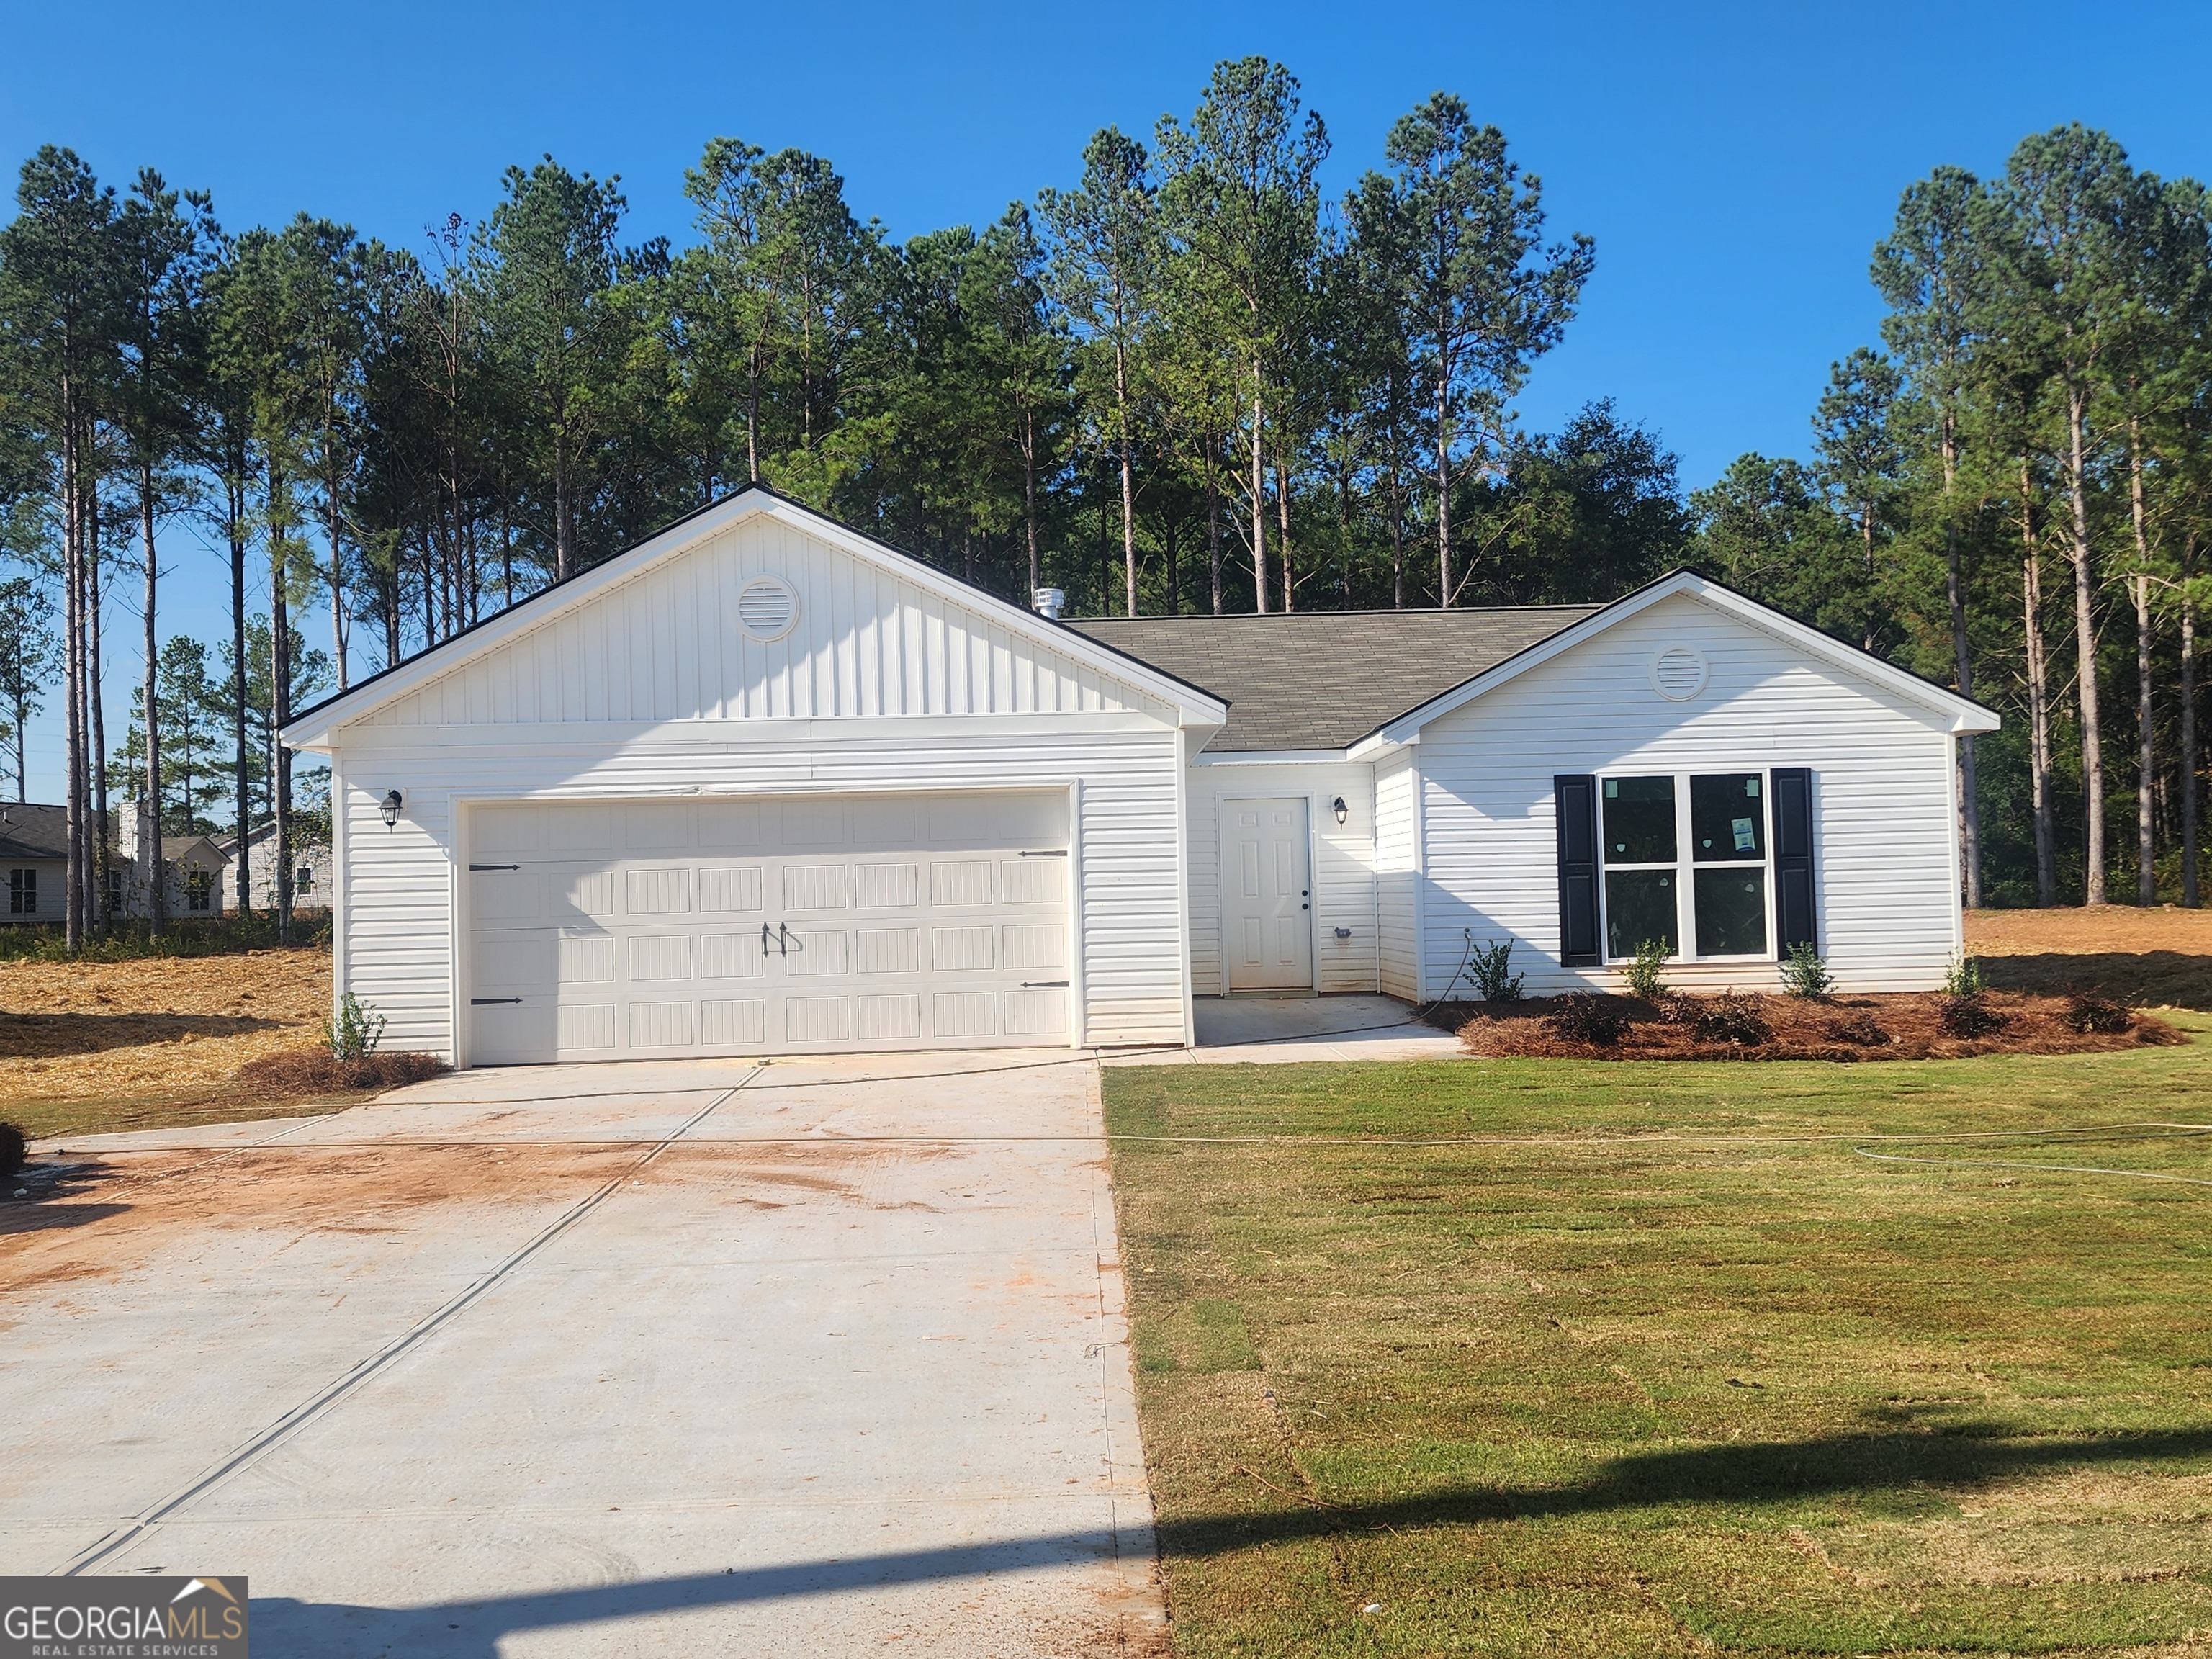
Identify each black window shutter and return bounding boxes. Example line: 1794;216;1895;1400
1772;766;1816;955
1555;774;1601;967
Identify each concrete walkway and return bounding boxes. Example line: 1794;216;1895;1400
2;1054;1161;1657
1107;993;1463;1066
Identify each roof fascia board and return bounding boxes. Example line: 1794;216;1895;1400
1191;747;1352;766
1354;572;1996;752
284;491;1224;748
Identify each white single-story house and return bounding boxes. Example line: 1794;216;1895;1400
282;487;1998;1066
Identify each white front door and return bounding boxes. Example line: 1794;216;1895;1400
1224;797;1313;992
465;791;1071;1063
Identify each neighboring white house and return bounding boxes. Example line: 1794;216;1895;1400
282;487;1997;1067
111;804;332;919
0;804;66;925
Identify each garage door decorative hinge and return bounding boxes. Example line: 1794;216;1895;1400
469;863;520;871
1018;849;1068;858
1022;980;1069;989
471;997;522;1005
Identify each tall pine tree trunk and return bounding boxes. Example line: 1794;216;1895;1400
1276;459;1293;612
1022;407;1040;599
1205;433;1223;616
2128;418;2156;906
2185;572;2200;909
1434;379;1452;607
62;414;84;952
140;462;167;935
1249;372;1269;613
2066;386;2105;904
1114;336;1136;618
1938;417;1981;907
2022;467;2058;908
270;459;294;945
231;472;251;914
87;484;109;932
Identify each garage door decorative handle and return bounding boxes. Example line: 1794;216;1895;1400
469;863;519;871
1019;849;1068;858
472;997;521;1005
1022;980;1069;988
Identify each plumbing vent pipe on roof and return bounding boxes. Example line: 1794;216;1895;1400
1033;588;1066;621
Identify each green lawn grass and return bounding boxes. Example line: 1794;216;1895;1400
1104;1022;2212;1657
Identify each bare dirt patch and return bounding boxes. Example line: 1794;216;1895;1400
1967;905;2212;1009
1448;989;2183;1062
0;1143;631;1296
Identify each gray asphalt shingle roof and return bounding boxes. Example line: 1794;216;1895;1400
1069;606;1604;752
0;804;67;863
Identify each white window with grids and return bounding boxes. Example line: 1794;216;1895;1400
1599;771;1773;961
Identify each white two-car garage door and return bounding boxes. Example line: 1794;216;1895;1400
466;791;1072;1064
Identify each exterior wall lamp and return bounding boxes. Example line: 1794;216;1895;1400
380;789;403;830
1332;795;1348;827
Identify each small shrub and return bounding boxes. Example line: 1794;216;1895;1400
2064;994;2134;1035
1468;938;1526;1003
1779;941;1833;1000
1623;938;1671;1001
1651;989;1701;1026
0;1121;25;1179
325;992;387;1062
1692;990;1774;1046
1943;952;1984;998
1824;1011;1891;1047
1546;993;1631;1046
1938;994;2010;1038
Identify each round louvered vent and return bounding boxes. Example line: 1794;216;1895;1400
1650;644;1709;701
736;576;799;642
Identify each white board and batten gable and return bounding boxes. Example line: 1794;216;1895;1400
1352;573;1998;997
285;490;1226;1064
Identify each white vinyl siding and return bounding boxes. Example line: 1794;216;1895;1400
1412;591;1961;994
356;515;1174;732
1373;750;1419;1002
1184;760;1378;995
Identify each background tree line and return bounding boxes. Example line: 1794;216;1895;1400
0;58;2205;952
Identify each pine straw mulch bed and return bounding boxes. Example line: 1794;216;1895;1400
233;1048;451;1096
1439;989;2186;1063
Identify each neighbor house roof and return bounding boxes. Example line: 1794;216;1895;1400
1069;606;1603;752
0;804;68;862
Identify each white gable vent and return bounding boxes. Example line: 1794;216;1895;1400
736;576;800;642
1650;644;1709;701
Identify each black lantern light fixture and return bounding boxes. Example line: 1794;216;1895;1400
1332;795;1348;827
380;789;404;830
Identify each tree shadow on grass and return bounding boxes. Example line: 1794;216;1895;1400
0;1012;283;1060
1162;1421;2212;1554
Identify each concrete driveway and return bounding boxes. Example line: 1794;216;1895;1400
0;1054;1161;1657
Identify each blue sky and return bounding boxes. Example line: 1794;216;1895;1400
4;0;2209;801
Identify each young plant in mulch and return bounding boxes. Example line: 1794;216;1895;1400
1545;992;1632;1046
1467;938;1526;1003
1780;941;1834;999
1936;995;2011;1038
1624;938;1671;1001
237;995;450;1096
2064;993;2134;1035
1691;990;1774;1046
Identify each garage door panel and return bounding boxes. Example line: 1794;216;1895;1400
786;995;850;1043
626;934;694;981
698;866;764;912
702;998;765;1045
853;861;920;907
557;1003;616;1052
556;932;616;984
1000;858;1064;905
624;868;691;914
784;928;849;975
467;790;1072;1063
700;931;768;979
783;864;849;911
